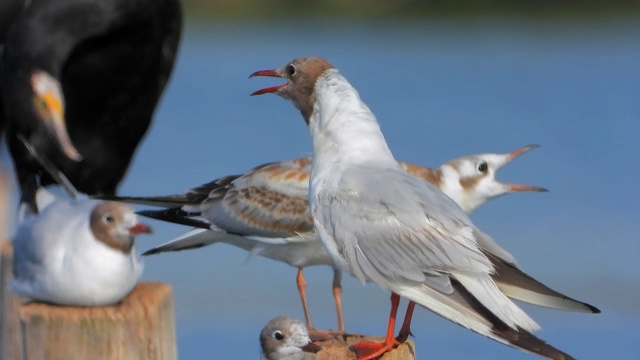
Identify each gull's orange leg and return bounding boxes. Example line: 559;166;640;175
332;268;345;333
296;268;315;330
298;267;343;341
395;301;416;343
352;293;402;360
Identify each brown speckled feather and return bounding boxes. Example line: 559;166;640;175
203;158;314;237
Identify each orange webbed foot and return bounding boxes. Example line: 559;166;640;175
352;338;400;360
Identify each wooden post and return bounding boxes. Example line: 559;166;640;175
0;167;15;241
1;242;22;360
17;283;176;360
1;243;177;360
304;335;416;360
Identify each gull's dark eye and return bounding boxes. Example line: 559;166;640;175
477;161;488;173
273;331;284;341
39;100;48;109
286;64;296;76
103;213;115;224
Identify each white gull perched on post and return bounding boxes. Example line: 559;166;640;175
248;57;599;359
10;139;152;306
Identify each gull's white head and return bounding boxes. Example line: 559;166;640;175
438;145;548;214
250;57;334;124
260;316;321;360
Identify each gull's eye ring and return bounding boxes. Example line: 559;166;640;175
273;330;284;341
103;213;115;224
286;64;296;77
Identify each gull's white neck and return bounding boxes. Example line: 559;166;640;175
308;69;397;168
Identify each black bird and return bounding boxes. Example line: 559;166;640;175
1;0;182;197
0;0;25;44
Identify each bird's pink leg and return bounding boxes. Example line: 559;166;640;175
395;301;416;343
352;293;402;360
297;268;315;330
298;268;341;341
332;269;345;333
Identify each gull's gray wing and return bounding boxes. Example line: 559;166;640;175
312;164;540;332
312;165;492;291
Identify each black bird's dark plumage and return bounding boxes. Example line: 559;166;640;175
0;0;25;43
1;0;182;197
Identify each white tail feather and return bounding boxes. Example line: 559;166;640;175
497;283;594;313
454;272;540;332
395;284;492;333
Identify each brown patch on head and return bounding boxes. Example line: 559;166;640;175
459;176;482;191
277;57;334;124
399;162;442;188
90;201;137;254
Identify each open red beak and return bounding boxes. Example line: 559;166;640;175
508;144;540;161
503;144;548;192
129;222;153;235
249;69;287;96
507;184;549;193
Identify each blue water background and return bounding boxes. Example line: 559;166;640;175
114;16;639;359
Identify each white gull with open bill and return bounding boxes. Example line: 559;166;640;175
249;56;599;360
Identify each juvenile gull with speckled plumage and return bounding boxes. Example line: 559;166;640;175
10;138;152;306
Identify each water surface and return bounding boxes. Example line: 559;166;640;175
118;17;640;359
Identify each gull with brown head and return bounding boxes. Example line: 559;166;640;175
250;57;598;360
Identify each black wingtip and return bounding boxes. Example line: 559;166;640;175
142;242;207;257
586;303;601;314
136;208;211;229
90;194;122;201
491;325;577;360
142;248;160;256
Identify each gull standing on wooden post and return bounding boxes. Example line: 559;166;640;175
10;139;152;306
249;57;599;360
